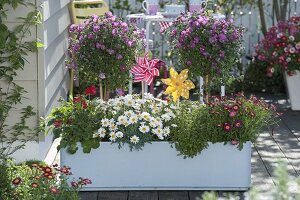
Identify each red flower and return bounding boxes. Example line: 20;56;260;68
54;120;62;128
43;166;52;173
230;139;239;145
82;100;87;109
73;96;81;103
232;104;240;111
49;186;59;194
229;110;237;118
84;86;97;96
223;123;231;132
31;182;39;188
234;120;243;129
12;177;22;186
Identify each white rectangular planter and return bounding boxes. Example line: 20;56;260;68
285;71;300;110
61;141;251;191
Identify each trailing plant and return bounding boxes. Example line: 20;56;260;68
0;1;42;160
0;159;91;200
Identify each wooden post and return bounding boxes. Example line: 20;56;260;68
99;80;103;99
205;75;209;103
141;81;145;98
69;69;74;99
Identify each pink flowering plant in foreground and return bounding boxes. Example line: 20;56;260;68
66;12;145;90
255;16;300;77
167;12;243;78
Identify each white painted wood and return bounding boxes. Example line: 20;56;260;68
4;141;40;163
43;5;71;48
6;110;38;128
61;141;251;191
3;4;35;23
43;0;71;22
44;30;69;77
285;71;300;110
0;80;38;110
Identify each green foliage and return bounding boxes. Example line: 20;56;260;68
273;162;291;200
0;159;89;200
0;0;42;160
244;60;285;94
170;94;280;158
46;94;177;154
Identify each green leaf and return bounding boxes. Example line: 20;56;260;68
36;42;44;48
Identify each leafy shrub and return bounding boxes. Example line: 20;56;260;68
170;94;280;157
0;159;91;200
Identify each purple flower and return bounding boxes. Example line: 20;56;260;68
116;88;125;96
223;123;231;132
234;120;243;129
209;36;217;44
229;110;237;118
119;65;126;72
190;42;196;49
112;29;117;36
194;37;200;44
219;51;225;58
93;25;100;32
99;73;106;80
116;54;123;60
219;33;228;43
88;33;94;39
127;41;134;47
69;24;77;32
105;11;113;17
186;60;192;66
96;43;102;49
107;49;115;55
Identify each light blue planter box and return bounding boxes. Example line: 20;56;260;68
61;141;251;191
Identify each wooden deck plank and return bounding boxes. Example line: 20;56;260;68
272;120;300;176
188;191;204;200
79;192;98;200
128;191;158;200
97;191;128;200
159;191;189;200
280;110;300;141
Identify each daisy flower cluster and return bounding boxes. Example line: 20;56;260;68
207;93;280;146
93;94;177;149
255;16;300;77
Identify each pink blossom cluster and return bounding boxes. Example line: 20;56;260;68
255;16;300;77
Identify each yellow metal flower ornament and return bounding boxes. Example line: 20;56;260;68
162;68;195;102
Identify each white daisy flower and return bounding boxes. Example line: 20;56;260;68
117;115;127;125
289;47;296;54
101;118;110;127
128;115;138;124
97;127;106;138
125;99;134;106
125;110;135;117
289;35;295;41
162;114;171;121
141;112;150;120
157;133;164;140
110;124;118;131
286;57;291;62
116;131;124;138
277;33;283;38
152;108;159;114
163;127;170;137
109;132;116;142
171;124;178;128
139;125;150;133
130;135;140;144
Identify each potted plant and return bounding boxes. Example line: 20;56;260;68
255;16;300;110
46;70;279;190
65;12;145;99
166;11;243;102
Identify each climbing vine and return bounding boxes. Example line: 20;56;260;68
0;0;42;159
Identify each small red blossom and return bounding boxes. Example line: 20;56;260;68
234;120;243;129
73;96;81;103
43;166;52;173
49;186;59;194
12;177;22;186
84;86;97;96
54;120;62;128
232;104;240;111
229;110;237;118
230;139;239;145
223;123;232;132
82;100;87;109
31;182;39;188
